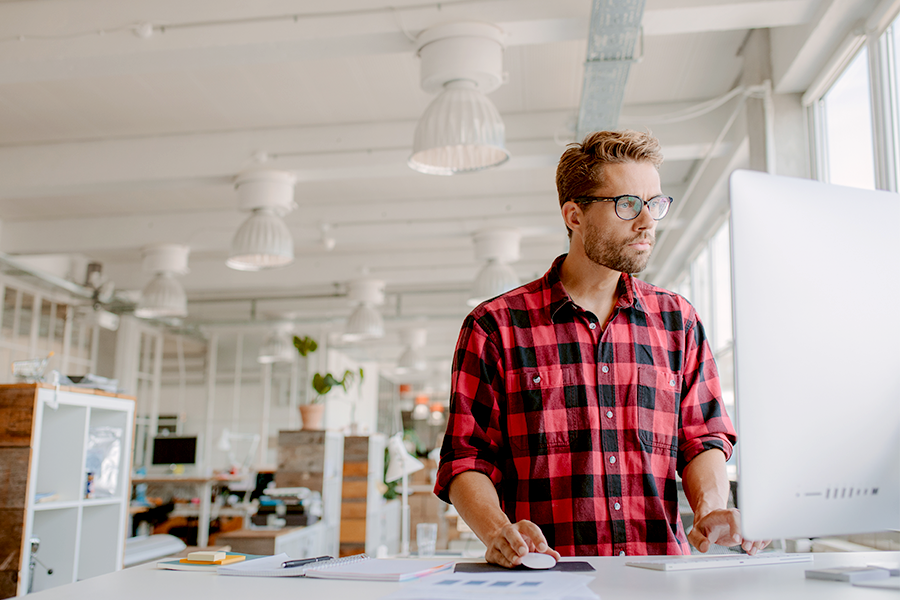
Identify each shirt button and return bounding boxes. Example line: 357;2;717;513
614;502;621;510
589;322;597;330
669;379;676;386
619;551;626;557
601;365;609;374
606;410;613;418
609;456;616;464
533;376;541;384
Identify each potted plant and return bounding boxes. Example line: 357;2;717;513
292;335;322;430
302;368;364;431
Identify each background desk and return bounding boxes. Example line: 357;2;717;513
26;551;900;600
216;524;327;557
131;475;243;547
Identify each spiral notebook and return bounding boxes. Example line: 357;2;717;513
303;554;454;581
217;552;453;581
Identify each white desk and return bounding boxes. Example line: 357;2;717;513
131;475;243;547
26;551;900;600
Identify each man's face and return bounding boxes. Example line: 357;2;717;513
578;161;661;274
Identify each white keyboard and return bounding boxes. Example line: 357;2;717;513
626;553;813;571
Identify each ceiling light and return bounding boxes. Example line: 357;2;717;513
467;228;521;307
135;244;189;319
428;402;446;426
397;346;427;373
412;395;431;420
258;326;295;364
410;80;509;175
344;303;384;341
227;170;296;271
396;327;428;373
227;208;294;271
468;260;521;307
409;22;509;175
343;276;386;342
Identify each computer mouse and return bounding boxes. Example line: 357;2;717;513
520;552;556;569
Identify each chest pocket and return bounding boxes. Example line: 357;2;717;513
505;365;590;454
636;365;681;454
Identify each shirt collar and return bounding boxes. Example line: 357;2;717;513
544;254;646;322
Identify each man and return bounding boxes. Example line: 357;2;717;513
434;130;767;567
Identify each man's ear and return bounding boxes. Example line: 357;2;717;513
561;202;583;233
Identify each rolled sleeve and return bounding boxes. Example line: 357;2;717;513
434;313;506;503
676;317;736;476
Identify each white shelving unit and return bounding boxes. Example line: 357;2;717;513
0;384;135;597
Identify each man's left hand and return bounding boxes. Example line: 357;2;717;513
688;508;770;555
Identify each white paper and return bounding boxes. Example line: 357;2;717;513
382;572;599;600
217;553;303;577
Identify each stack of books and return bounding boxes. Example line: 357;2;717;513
157;551;259;572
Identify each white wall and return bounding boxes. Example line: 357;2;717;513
156;343;379;471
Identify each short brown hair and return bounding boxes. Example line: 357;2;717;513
556;130;664;210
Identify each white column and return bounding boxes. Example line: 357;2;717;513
149;330;163;445
60;304;73;376
740;28;775;174
259;362;272;468
28;293;41;356
232;333;243;432
175;336;187;433
203;333;218;472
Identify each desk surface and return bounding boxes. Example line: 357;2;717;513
131;475;244;484
27;551;900;600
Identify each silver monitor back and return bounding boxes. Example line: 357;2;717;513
729;169;900;540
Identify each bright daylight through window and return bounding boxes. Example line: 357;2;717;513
820;48;876;189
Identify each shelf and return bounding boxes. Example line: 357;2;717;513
0;384;136;597
83;497;124;508
33;500;81;512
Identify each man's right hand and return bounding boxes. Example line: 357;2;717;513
484;520;561;568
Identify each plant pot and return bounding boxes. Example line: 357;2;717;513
299;403;325;430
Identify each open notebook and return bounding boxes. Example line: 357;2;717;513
218;553;453;581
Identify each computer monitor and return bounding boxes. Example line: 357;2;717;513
151;435;198;466
729;169;900;541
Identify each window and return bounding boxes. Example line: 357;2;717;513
818;47;877;189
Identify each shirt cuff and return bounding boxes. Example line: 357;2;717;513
434;455;503;504
678;434;734;476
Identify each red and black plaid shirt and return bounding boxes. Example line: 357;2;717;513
435;254;736;556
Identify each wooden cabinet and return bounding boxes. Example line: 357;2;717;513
275;430;344;558
0;384;135;598
340;434;399;557
275;431;399;558
216;523;329;557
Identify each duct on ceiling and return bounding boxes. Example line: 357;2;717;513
577;0;647;139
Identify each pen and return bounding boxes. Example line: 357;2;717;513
282;555;333;569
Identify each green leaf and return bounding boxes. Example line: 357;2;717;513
311;368;362;401
293;336;318;357
312;373;332;397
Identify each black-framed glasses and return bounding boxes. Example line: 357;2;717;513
571;194;674;221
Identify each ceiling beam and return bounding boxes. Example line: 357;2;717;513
0;105;727;200
771;0;881;93
0;0;821;85
642;0;819;36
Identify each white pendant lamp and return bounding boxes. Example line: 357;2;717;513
469;260;521;307
396;327;428;373
258;325;295;364
467;228;521;307
409;22;509;175
344;276;386;342
227;170;297;271
135;244;190;319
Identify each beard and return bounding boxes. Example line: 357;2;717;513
582;219;654;274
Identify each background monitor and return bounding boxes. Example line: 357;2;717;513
151;435;198;466
729;169;900;541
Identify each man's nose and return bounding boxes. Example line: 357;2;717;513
635;203;656;228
